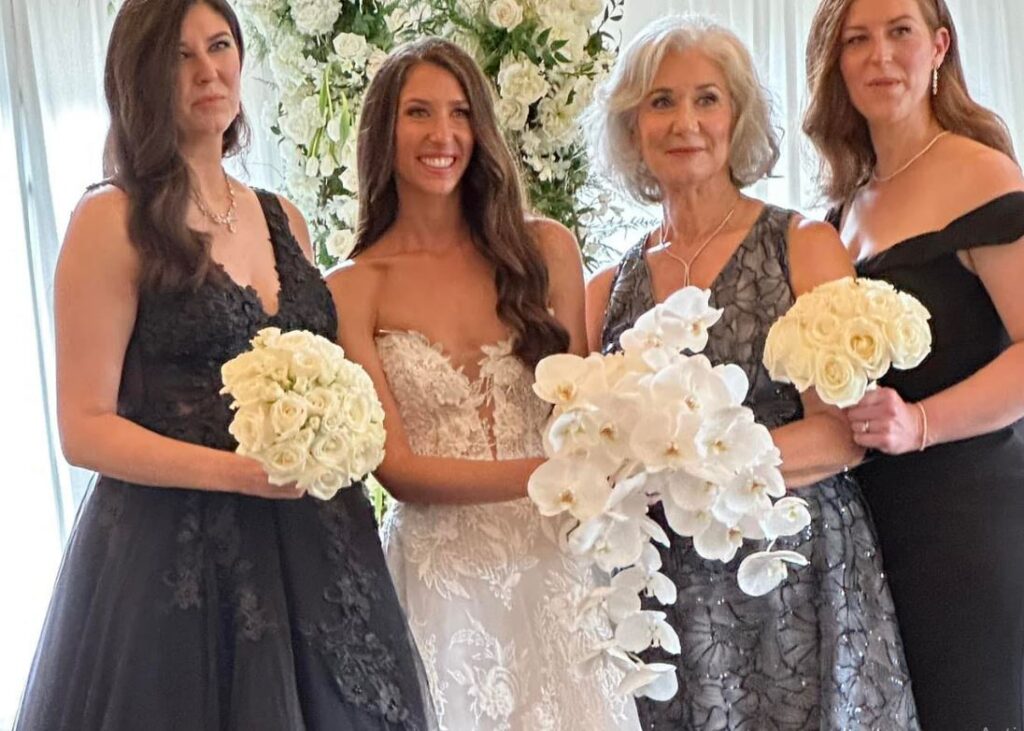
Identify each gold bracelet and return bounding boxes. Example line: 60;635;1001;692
914;401;929;451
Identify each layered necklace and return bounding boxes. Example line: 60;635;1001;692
872;129;950;183
193;167;238;233
651;199;740;288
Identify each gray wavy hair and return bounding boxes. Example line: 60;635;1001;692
587;14;780;203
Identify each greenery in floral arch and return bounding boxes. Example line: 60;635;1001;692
234;0;625;267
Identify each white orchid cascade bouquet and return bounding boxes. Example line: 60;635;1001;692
528;288;812;700
234;0;426;264
763;277;932;407
221;327;386;500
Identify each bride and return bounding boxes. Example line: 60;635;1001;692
326;38;639;731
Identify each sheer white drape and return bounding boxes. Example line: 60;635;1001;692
2;0;1023;726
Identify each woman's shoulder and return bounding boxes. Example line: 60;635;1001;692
941;135;1024;205
526;216;581;264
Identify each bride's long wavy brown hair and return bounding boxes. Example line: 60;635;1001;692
804;0;1015;204
352;38;569;368
103;0;250;292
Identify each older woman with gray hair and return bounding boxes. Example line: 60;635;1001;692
585;15;919;729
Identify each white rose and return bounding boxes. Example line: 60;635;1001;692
495;96;529;129
340;391;374;432
228;405;271;452
488;0;524;29
325;229;356;260
305;386;340;415
497;57;550;106
290;0;341;36
311;432;354;472
304;466;350;500
804;309;843;350
262;440;309;485
366;48;389;80
270;393;310;440
280;95;323;147
813;350;868;408
290;347;329;381
885;313;933;370
332;32;369;60
840;316;890;381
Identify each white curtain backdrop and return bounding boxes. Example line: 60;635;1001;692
618;0;1024;222
1;0;1022;726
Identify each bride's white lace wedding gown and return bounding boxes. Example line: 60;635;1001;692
375;329;640;731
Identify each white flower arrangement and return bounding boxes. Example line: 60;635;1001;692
528;287;812;700
763;277;932;407
220;327;386;500
235;0;426;264
421;0;622;258
235;0;622;266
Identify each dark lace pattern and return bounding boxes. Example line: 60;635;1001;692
600;205;919;730
15;190;434;731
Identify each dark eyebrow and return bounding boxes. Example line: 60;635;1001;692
401;97;468;106
844;14;915;32
179;32;232;48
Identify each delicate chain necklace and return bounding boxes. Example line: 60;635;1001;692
193;168;238;233
652;200;740;287
872;130;950;183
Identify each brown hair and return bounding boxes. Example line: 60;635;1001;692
353;37;569;367
103;0;250;292
804;0;1015;203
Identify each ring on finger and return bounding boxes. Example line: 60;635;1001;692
861;420;871;434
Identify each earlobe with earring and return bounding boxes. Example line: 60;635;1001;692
932;66;939;96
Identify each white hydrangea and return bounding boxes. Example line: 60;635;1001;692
497;57;550;106
290;0;342;36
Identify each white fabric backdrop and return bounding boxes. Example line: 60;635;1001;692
1;0;1022;725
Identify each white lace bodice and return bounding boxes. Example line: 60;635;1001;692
374;330;639;731
374;329;550;461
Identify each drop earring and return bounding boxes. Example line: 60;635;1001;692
932;66;939;96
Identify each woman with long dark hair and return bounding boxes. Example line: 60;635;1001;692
326;37;640;731
805;0;1024;726
15;2;435;729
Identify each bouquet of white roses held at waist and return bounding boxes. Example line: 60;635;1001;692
220;328;386;501
528;288;812;702
763;277;932;407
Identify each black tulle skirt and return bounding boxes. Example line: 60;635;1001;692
15;477;436;731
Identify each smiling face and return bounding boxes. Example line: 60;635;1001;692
392;62;475;199
838;0;948;126
634;48;734;192
175;2;242;144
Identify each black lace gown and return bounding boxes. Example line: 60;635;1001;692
848;192;1024;730
600;205;918;730
15;190;435;731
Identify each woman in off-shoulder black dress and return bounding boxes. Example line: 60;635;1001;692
806;1;1024;727
15;2;434;729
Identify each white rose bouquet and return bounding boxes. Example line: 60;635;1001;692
529;287;812;701
763;277;932;407
220;327;386;501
